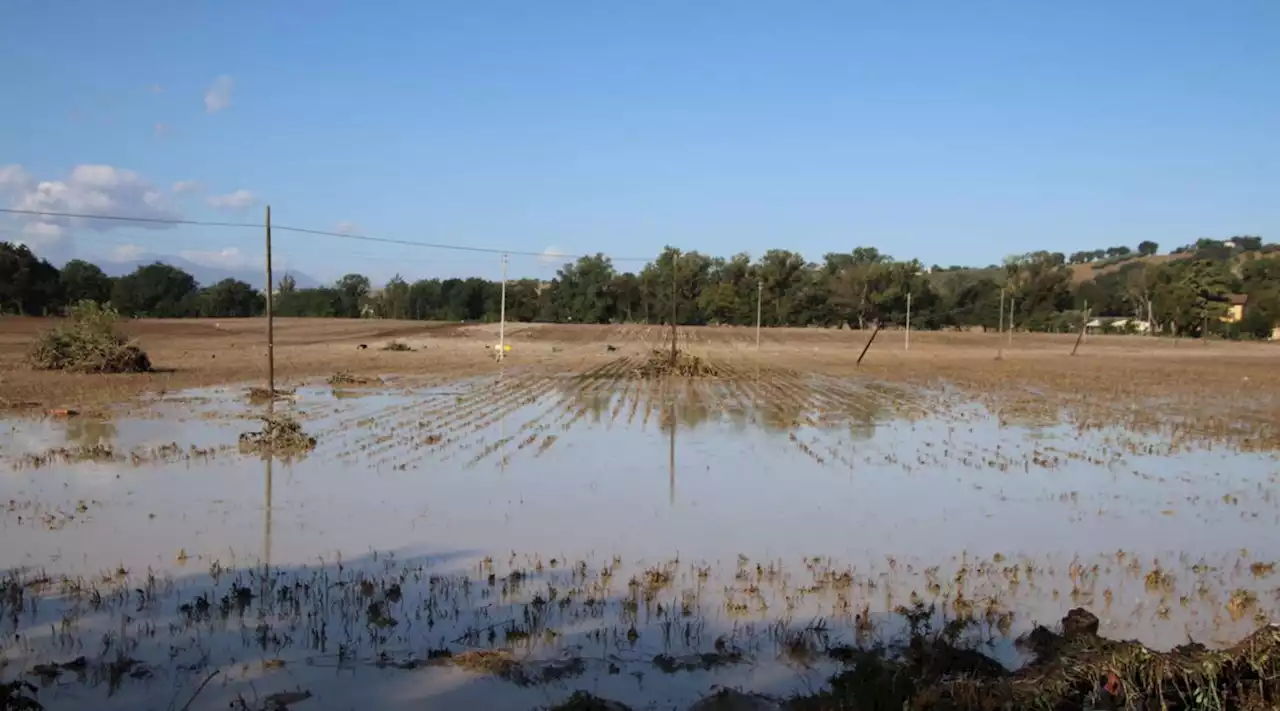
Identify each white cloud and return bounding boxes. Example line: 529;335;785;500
109;243;147;262
171;180;203;195
153;121;170;137
204;75;234;113
206;189;257;212
539;245;567;266
179;247;250;269
0;163;180;249
148;84;163;94
334;220;360;235
0;164;31;192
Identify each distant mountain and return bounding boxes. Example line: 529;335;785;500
98;256;322;291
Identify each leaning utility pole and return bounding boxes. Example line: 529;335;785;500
264;205;274;394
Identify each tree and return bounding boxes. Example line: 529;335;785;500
1137;240;1159;256
60;259;113;305
379;275;411;319
199;279;265;317
111;262;199;317
551;254;616;323
334;273;371;317
0;242;63;315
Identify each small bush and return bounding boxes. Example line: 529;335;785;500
28;301;151;373
381;340;413;352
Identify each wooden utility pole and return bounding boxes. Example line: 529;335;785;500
1007;298;1015;347
905;292;912;351
996;287;1005;360
265;205;274;394
669;250;679;365
1071;308;1091;356
755;280;763;352
498;253;507;362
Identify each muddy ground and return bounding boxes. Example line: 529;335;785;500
3;318;1278;439
3;318;1280;710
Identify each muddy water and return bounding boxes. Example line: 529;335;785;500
1;371;1278;710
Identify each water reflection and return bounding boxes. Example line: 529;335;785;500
63;418;116;447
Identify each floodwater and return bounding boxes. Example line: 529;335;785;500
1;367;1278;710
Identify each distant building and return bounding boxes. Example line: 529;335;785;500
1220;294;1248;324
1086;317;1150;334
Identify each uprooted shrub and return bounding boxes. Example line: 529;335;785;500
238;414;317;457
327;371;379;386
633;349;719;379
381;340;413;352
28;301;151;373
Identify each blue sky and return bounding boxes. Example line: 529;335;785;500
1;0;1277;286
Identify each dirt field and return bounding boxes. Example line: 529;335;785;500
2;317;1277;439
2;320;1280;435
5;316;1280;710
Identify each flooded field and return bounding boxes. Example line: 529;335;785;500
2;326;1280;710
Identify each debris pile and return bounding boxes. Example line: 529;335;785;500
327;371;379;386
633;349;719;379
246;387;295;404
238;415;317;457
29;301;151;373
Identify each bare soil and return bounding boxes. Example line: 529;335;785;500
2;318;1278;441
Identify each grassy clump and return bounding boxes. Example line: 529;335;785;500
633;349;720;379
381;340;413;352
238;414;317;457
28;301;150;373
246;387;295;404
327;371;379;386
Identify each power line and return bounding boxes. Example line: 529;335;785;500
0;207;258;230
0;207;654;263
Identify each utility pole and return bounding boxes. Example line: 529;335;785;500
905;292;912;351
1008;298;1015;347
265;205;274;394
755;280;763;352
996;287;1004;360
1071;307;1091;356
499;253;507;362
669;249;679;365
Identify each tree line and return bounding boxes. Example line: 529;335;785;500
2;236;1277;338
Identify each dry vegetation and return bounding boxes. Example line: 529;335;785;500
26;302;150;374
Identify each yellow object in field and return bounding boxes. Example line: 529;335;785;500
492;344;512;352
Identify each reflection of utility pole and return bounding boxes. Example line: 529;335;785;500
264;455;273;567
264;399;274;569
668;398;676;506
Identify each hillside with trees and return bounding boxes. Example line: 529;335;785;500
2;236;1277;339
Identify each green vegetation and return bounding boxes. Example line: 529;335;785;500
3;236;1277;338
28;301;151;373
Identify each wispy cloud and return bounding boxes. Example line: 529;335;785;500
334;220;360;235
206;189;258;213
0;163;179;248
538;245;567;266
204;75;234;113
171;180;203;196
